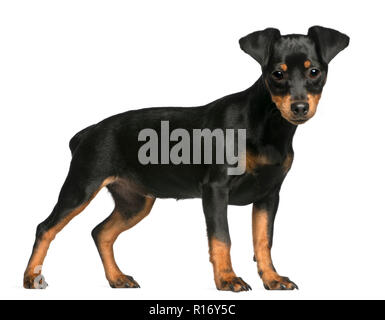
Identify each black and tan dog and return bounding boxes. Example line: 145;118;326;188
24;26;349;291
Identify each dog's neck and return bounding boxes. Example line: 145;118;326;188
244;76;297;154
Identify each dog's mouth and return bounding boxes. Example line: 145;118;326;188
289;118;308;125
270;92;321;126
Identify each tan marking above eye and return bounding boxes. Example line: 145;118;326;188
304;60;311;68
280;64;288;71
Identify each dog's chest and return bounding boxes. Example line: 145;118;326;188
228;152;293;205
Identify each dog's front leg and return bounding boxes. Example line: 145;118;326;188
252;193;298;290
202;184;251;292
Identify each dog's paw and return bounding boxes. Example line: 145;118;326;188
23;274;48;289
261;272;298;290
109;274;140;288
216;276;252;292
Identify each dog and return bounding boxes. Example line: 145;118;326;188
24;26;349;291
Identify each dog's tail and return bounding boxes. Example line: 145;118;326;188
69;124;96;155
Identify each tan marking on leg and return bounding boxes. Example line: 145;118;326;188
24;177;116;285
304;60;311;68
209;238;236;288
97;197;155;284
209;238;251;291
252;205;297;290
209;238;250;291
252;207;273;275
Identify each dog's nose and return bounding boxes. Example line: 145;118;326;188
291;102;309;117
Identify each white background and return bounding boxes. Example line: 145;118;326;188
0;0;383;300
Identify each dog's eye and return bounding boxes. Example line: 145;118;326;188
309;68;321;78
272;71;284;81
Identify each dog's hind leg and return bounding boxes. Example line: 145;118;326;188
23;164;116;289
92;181;155;288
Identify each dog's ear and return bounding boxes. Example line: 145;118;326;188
239;28;281;66
308;26;349;64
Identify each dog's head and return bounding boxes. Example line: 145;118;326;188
239;26;349;125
